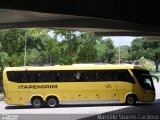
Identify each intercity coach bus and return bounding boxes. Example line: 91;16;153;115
2;64;158;108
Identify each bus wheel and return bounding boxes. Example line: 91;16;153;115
126;95;136;105
46;97;58;108
31;97;43;108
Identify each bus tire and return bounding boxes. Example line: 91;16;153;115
46;96;58;108
125;95;137;105
31;97;43;108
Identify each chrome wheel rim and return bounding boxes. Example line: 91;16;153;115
48;99;56;107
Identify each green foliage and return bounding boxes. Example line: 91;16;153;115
0;28;117;67
116;45;130;60
130;37;160;71
139;57;154;71
130;38;160;61
54;30;99;64
0;52;10;68
0;28;50;66
45;39;60;65
77;32;98;63
96;38;116;63
55;30;80;64
10;53;24;66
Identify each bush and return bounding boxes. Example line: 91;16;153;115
139;57;154;71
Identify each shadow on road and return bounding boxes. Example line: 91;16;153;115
5;103;127;110
79;99;160;120
5;99;160;110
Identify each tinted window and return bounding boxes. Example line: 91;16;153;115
7;71;23;82
117;70;135;83
7;70;135;83
58;71;75;82
132;70;155;90
7;71;59;83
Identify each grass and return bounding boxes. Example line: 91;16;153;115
151;67;160;73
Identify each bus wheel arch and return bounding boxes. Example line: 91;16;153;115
45;95;59;108
31;96;44;108
125;94;138;105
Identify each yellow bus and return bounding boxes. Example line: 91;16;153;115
2;64;158;108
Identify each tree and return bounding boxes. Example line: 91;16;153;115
0;29;26;66
0;52;10;68
77;32;98;63
115;45;131;63
130;38;160;71
54;30;99;64
0;28;117;67
0;28;52;66
45;38;60;65
54;30;80;64
96;38;116;63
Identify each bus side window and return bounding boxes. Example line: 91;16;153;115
94;72;100;81
63;72;68;82
24;72;30;82
69;71;75;82
38;71;46;82
37;72;42;82
80;72;87;81
18;72;23;83
15;72;22;82
103;71;113;81
50;72;56;82
55;73;60;82
28;72;36;82
86;73;89;81
7;71;25;83
23;72;27;82
43;72;49;82
92;71;100;81
84;72;89;81
111;71;118;81
76;72;81;80
117;70;135;83
60;71;74;82
35;72;39;82
82;71;94;82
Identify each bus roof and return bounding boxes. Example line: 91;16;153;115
4;64;147;71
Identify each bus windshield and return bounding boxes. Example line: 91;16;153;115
132;70;155;91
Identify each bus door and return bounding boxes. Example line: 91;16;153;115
132;70;158;102
142;75;158;101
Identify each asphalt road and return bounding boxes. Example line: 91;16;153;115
0;81;160;120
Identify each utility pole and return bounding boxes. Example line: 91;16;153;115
119;37;121;64
24;38;26;66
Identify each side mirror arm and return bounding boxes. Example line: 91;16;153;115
142;74;159;83
150;75;159;83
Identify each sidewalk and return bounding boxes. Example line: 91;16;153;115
0;93;4;101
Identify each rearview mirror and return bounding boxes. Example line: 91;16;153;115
151;75;159;83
